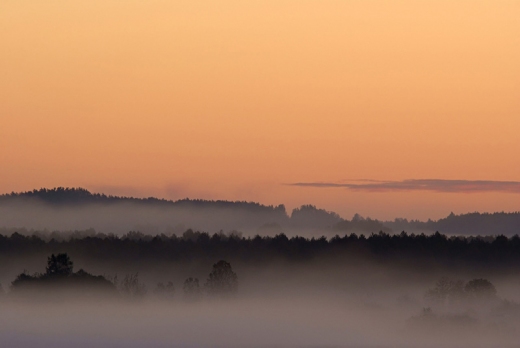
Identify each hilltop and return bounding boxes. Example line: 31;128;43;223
1;187;519;236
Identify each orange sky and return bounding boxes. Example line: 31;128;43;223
1;1;519;220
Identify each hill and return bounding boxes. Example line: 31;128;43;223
1;188;519;236
0;188;343;235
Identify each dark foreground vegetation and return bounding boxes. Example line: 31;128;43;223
2;231;520;346
3;252;238;301
10;253;117;299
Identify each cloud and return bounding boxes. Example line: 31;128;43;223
288;179;520;193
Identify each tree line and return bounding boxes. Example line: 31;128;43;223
2;230;520;272
3;187;520;235
3;253;238;300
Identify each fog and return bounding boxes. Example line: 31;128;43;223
0;199;284;236
2;191;520;347
0;300;427;348
2;257;520;348
3;189;520;237
0;198;343;237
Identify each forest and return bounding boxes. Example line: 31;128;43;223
2;228;520;346
1;230;519;267
2;189;520;347
1;187;520;235
5;252;237;302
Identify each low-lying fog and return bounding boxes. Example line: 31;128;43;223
0;199;324;237
2;260;520;348
0;200;256;235
3;189;520;236
0;298;458;348
2;190;520;346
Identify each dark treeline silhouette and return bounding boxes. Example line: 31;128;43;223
6;252;239;301
3;187;520;237
0;188;340;234
10;253;117;298
2;187;520;235
2;230;520;273
0;187;286;212
335;213;392;234
290;204;342;229
386;211;520;236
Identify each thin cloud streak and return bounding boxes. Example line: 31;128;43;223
288;179;520;193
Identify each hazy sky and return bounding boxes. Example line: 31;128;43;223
1;1;519;220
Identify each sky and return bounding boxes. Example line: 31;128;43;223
1;1;519;220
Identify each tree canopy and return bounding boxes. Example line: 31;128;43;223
46;253;73;276
205;260;238;296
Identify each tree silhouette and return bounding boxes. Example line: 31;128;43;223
464;278;497;301
46;253;73;276
425;277;465;305
154;281;175;299
10;254;116;297
119;273;147;299
183;277;201;300
4;230;520;285
205;260;238;296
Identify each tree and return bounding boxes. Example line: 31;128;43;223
154;281;175;299
425;277;465;305
119;273;147;299
45;253;73;276
10;255;117;298
464;278;497;301
204;260;238;296
183;277;201;300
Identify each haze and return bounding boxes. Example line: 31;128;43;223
3;233;520;348
2;1;520;220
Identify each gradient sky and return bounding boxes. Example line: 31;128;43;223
1;1;519;220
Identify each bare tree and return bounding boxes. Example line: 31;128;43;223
119;273;147;299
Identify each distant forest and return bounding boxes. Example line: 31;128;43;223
1;187;520;235
1;230;520;273
0;187;287;211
